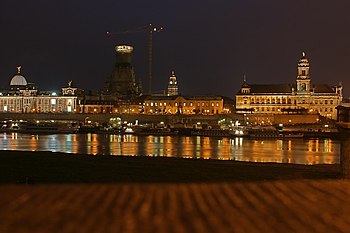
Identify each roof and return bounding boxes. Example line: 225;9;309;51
237;83;337;94
10;74;27;86
312;84;336;93
237;84;293;94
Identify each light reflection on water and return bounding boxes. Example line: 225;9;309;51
0;133;340;164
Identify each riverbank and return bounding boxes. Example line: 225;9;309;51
0;150;341;183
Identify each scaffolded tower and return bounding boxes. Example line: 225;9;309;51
105;45;141;98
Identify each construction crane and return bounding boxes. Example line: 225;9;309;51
106;24;163;95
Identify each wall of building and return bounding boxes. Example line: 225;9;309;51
144;96;224;115
236;94;340;119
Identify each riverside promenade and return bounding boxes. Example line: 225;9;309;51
1;180;350;233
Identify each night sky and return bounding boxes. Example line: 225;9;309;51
1;0;350;97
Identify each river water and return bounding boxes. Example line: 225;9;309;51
0;132;340;165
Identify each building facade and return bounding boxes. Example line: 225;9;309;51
235;53;343;120
0;68;79;113
143;95;227;115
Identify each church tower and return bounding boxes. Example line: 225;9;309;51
296;52;311;94
167;71;179;96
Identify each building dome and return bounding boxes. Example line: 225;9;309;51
298;52;309;67
10;66;28;86
10;74;27;86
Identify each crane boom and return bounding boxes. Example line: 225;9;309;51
107;24;163;95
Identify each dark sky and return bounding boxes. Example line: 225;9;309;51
1;0;350;97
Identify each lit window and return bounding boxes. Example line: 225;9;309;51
51;99;56;105
151;102;154;106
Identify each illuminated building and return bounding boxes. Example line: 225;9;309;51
104;45;142;98
167;71;178;96
236;52;343;120
143;95;226;115
0;67;79;113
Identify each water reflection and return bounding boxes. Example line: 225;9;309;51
0;133;340;165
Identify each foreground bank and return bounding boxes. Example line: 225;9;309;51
0;150;340;183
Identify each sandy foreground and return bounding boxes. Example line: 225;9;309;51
1;150;348;233
0;150;341;183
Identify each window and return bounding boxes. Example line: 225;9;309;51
301;70;306;76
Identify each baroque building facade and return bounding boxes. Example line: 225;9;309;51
235;53;343;120
143;95;229;115
0;67;79;113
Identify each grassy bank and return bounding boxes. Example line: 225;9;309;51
0;150;341;183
